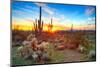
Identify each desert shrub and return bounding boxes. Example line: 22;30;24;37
45;43;66;63
64;32;90;50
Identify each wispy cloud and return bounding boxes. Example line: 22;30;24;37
88;17;95;22
35;3;54;15
35;2;46;7
43;7;54;15
87;17;95;25
85;7;95;16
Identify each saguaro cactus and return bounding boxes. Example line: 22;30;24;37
48;18;53;32
33;6;44;34
34;19;38;32
38;20;43;32
71;24;73;32
38;6;43;33
50;18;53;31
41;21;43;31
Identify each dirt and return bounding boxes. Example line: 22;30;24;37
59;49;85;62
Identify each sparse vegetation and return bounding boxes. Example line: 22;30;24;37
12;30;96;65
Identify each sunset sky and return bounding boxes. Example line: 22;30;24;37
12;1;96;31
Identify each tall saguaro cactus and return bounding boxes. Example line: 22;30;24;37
33;6;44;34
39;6;42;24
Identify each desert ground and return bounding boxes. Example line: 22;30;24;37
11;30;96;65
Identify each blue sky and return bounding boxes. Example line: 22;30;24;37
12;1;96;30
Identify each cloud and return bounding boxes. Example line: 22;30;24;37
43;7;54;15
88;17;95;21
85;7;95;16
35;3;54;15
13;8;34;16
20;7;34;14
87;17;95;25
59;15;66;20
35;2;46;7
12;10;25;15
